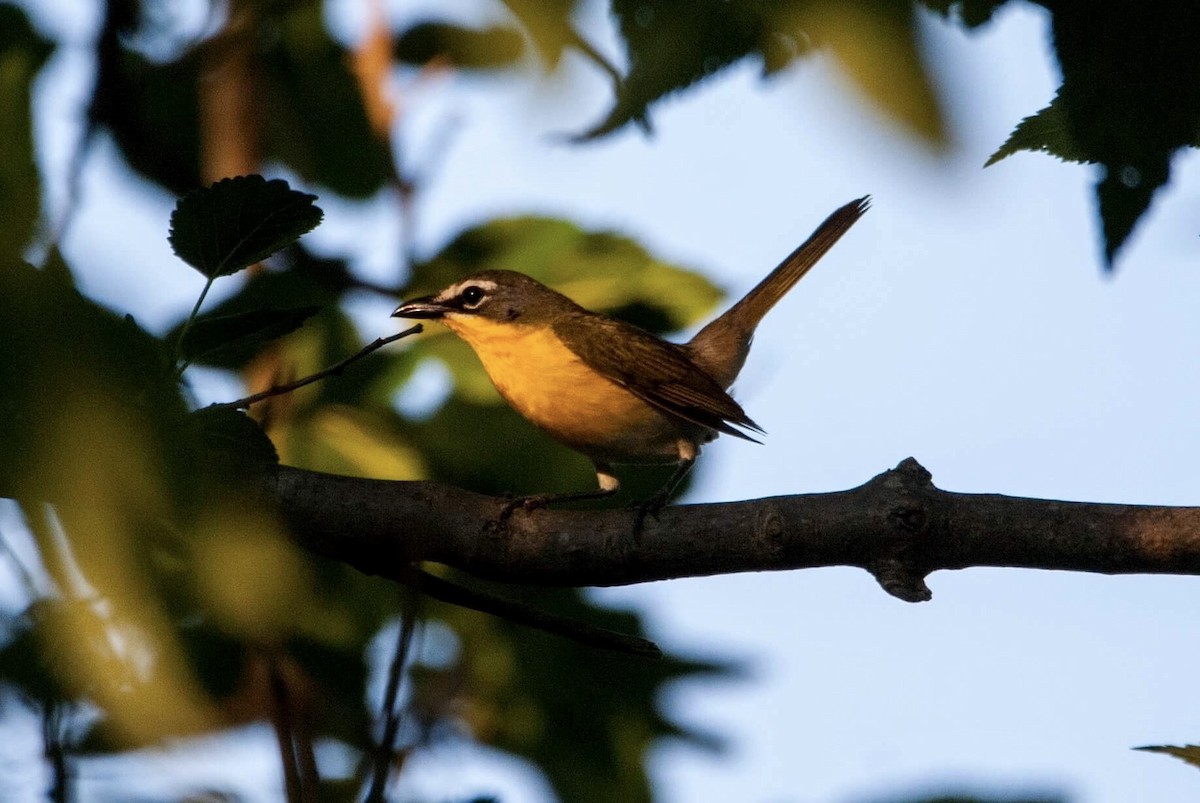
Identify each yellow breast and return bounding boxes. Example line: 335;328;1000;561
441;316;683;463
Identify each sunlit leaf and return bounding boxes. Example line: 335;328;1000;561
497;0;579;66
169;175;323;278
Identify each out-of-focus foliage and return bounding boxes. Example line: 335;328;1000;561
862;794;1066;803
0;0;737;796
0;4;53;262
2;0;1197;798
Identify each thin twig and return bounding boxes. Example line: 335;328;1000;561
211;325;423;411
267;655;304;803
365;589;423;802
407;568;662;659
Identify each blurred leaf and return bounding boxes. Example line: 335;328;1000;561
169;175;323;279
581;0;944;144
263;0;395;198
584;0;771;139
191;407;280;479
192;507;312;642
1136;743;1200;770
306;405;426;480
920;0;1007;28
408;217;723;330
90;18;204;194
797;0;945;145
0;604;72;706
439;582;741;803
0;4;54;262
498;0;579;66
0;261;190;502
865;794;1065;803
179;306;321;367
394;21;525;69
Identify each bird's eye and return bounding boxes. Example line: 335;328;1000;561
460;286;486;307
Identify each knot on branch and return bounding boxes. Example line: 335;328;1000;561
863;457;939;602
867;558;933;602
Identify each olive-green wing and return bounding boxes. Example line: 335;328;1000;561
553;313;763;441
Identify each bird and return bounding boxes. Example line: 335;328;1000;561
393;197;869;518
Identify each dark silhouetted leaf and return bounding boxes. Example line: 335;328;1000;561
394;21;524;69
179;306;320;367
169;175;322;278
191;407;279;477
921;0;1007;29
986;97;1092;167
1048;3;1200;265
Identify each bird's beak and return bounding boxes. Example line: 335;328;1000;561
392;295;447;320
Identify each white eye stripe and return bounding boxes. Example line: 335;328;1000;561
437;279;500;303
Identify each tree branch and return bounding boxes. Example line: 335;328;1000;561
269;457;1200;602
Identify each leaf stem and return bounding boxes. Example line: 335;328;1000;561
174;274;216;372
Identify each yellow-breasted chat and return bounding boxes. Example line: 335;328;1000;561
393;197;869;516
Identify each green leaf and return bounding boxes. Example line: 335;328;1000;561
179;306;320;367
408;217;723;331
394;21;525;69
169;175;323;279
1136;744;1200;771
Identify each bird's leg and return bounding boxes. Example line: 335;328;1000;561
497;463;620;522
631;441;697;533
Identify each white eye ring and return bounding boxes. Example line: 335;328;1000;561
460;285;486;307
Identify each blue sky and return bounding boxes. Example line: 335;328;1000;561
10;0;1200;800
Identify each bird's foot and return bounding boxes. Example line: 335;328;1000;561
497;493;554;523
629;491;670;539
